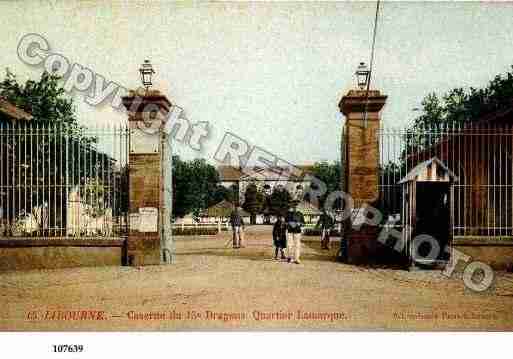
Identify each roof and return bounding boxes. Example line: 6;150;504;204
200;200;250;218
475;102;513;126
218;166;244;182
0;97;33;121
398;157;458;184
218;165;314;182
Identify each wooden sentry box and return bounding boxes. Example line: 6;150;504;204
399;157;458;269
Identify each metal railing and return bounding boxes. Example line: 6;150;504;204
378;122;513;238
0;121;129;239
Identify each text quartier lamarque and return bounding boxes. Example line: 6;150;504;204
126;310;347;322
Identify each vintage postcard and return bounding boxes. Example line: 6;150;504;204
1;1;513;337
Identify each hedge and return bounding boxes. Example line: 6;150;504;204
172;228;219;236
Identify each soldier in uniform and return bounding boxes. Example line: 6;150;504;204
229;206;245;248
285;202;305;264
316;210;335;249
272;214;287;260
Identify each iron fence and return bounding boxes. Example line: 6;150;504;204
0;121;129;239
378;122;513;239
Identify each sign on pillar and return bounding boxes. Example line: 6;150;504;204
122;89;172;266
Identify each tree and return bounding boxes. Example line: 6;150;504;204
228;183;239;205
269;186;292;216
412;66;513;129
1;69;78;127
172;156;225;218
212;186;230;205
212;183;238;205
396;66;513;180
306;161;341;208
242;182;264;224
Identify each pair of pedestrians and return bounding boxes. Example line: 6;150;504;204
273;206;305;264
229;205;305;264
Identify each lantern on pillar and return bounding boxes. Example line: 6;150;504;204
355;62;370;90
139;59;155;90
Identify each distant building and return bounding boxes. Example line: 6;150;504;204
200;200;250;223
218;165;315;205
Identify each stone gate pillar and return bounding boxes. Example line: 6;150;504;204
339;89;387;264
122;89;171;266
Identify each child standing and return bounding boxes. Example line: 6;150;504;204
272;214;287;260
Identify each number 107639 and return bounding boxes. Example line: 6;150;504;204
52;345;84;353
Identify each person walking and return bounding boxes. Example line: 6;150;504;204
230;206;245;249
316;210;334;250
285;202;305;264
272;214;287;260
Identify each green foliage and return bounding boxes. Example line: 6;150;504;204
242;182;264;217
172;156;229;218
227;183;239;205
212;184;237;206
412;66;513;129
268;186;292;216
396;65;513;172
0;69;77;126
0;70;95;149
394;66;513;187
306;161;341;207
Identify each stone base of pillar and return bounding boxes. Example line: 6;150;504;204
346;226;380;265
127;153;161;267
127;234;161;266
345;225;405;265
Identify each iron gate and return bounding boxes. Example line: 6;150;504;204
0;121;129;239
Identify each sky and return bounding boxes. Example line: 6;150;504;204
1;1;513;165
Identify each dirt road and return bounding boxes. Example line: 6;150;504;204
1;227;513;330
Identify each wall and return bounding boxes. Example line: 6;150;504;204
0;239;125;271
454;239;513;270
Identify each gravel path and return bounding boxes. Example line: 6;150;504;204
1;227;513;331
